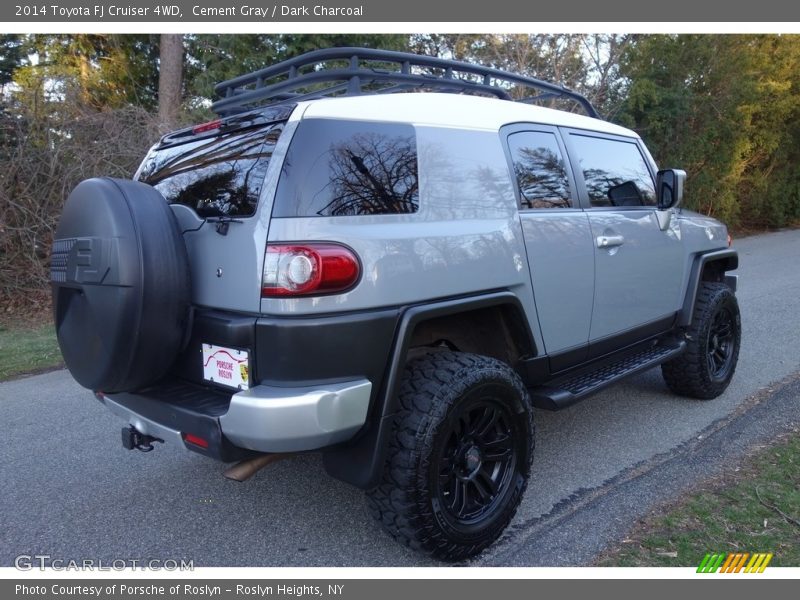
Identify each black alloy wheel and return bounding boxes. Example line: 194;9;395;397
662;281;741;399
367;351;534;561
434;393;518;528
707;306;736;381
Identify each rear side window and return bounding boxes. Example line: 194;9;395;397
137;123;283;218
569;134;656;207
507;131;572;209
273;119;419;217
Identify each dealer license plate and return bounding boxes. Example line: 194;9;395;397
202;344;250;390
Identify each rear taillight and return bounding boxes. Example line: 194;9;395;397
261;243;360;297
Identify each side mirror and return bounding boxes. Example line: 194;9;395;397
656;169;686;210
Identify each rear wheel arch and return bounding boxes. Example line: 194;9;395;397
322;291;537;489
406;302;536;365
387;293;537;415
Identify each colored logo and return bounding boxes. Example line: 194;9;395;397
697;552;773;573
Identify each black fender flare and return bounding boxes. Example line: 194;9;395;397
322;290;535;489
678;249;739;327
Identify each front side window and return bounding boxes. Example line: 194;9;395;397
273;119;419;217
507;131;572;209
569;134;656;207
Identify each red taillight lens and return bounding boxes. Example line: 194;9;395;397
261;243;360;297
183;433;209;448
192;119;222;134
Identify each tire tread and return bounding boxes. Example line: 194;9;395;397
662;282;740;399
366;351;533;561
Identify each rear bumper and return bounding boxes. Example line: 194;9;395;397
220;379;372;452
102;377;372;459
100;306;396;461
103;395;184;447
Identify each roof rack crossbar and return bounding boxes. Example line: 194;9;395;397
211;47;598;118
227;78;497;111
212;68;516;115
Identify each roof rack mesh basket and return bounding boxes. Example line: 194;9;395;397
211;47;599;119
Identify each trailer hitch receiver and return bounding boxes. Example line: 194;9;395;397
121;426;164;452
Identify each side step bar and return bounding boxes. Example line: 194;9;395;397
529;341;686;410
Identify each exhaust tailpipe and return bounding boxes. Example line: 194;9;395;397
223;453;290;482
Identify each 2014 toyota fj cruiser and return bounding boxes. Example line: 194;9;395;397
51;48;741;561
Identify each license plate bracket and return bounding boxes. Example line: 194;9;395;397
202;344;250;390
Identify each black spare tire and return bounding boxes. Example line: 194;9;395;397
51;177;190;393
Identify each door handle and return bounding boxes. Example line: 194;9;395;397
596;234;625;249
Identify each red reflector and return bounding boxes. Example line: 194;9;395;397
183;433;209;448
192;119;222;134
262;243;360;297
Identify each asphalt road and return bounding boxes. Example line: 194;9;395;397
2;229;799;567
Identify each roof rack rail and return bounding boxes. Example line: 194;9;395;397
211;47;599;119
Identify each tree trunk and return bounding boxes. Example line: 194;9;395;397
158;34;183;129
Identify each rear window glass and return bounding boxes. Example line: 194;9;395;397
137;123;283;218
507;131;572;209
273;119;419;217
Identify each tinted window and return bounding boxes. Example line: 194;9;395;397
138;124;282;218
508;131;572;209
570;135;656;207
273;119;418;217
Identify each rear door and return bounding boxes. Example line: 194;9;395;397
135;114;291;313
562;129;684;344
503;125;594;362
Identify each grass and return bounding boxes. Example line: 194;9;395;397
597;432;800;567
0;319;62;381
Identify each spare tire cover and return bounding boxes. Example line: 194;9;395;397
51;177;190;393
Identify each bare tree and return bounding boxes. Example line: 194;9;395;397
0;105;162;310
158;34;183;129
580;34;632;118
410;34;631;118
320;132;418;216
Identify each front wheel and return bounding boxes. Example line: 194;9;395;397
366;351;534;561
662;282;741;399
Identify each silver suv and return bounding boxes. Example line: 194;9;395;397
50;48;741;561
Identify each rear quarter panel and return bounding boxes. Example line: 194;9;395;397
261;125;541;346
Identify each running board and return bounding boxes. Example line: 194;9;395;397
529;341;686;410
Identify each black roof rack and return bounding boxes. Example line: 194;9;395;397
211;47;599;119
